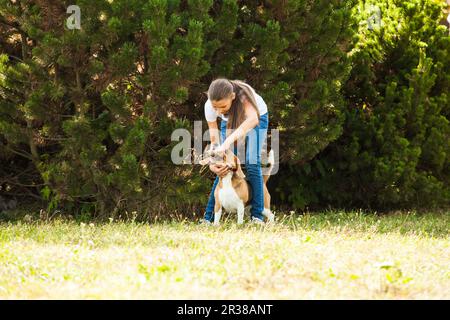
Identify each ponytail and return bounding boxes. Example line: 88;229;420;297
227;80;260;131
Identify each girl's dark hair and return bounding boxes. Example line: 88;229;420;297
206;78;260;132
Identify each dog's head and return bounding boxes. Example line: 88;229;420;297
199;144;246;179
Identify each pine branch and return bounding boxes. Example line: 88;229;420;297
5;145;33;161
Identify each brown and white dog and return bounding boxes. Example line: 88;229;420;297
200;146;275;225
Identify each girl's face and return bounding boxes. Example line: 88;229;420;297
211;92;236;115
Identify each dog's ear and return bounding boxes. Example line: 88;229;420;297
223;148;233;164
233;153;246;179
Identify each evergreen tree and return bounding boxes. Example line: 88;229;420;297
277;0;450;210
1;0;358;217
0;0;213;216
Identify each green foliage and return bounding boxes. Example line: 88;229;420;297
276;0;450;210
0;0;448;218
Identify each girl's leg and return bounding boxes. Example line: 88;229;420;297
204;176;219;222
245;113;269;221
203;119;228;222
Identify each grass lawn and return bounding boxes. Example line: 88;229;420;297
0;209;448;299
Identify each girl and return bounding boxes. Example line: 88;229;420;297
202;78;269;224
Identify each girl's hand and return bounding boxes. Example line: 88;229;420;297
209;163;230;177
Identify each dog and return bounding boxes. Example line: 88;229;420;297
199;145;275;225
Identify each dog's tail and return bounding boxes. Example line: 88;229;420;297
263;149;274;184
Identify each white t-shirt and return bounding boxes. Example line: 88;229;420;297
204;83;268;122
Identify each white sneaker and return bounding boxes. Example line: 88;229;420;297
251;217;265;225
199;219;213;226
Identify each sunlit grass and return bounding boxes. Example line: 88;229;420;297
0;209;448;299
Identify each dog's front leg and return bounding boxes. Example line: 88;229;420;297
237;202;245;225
214;208;222;226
